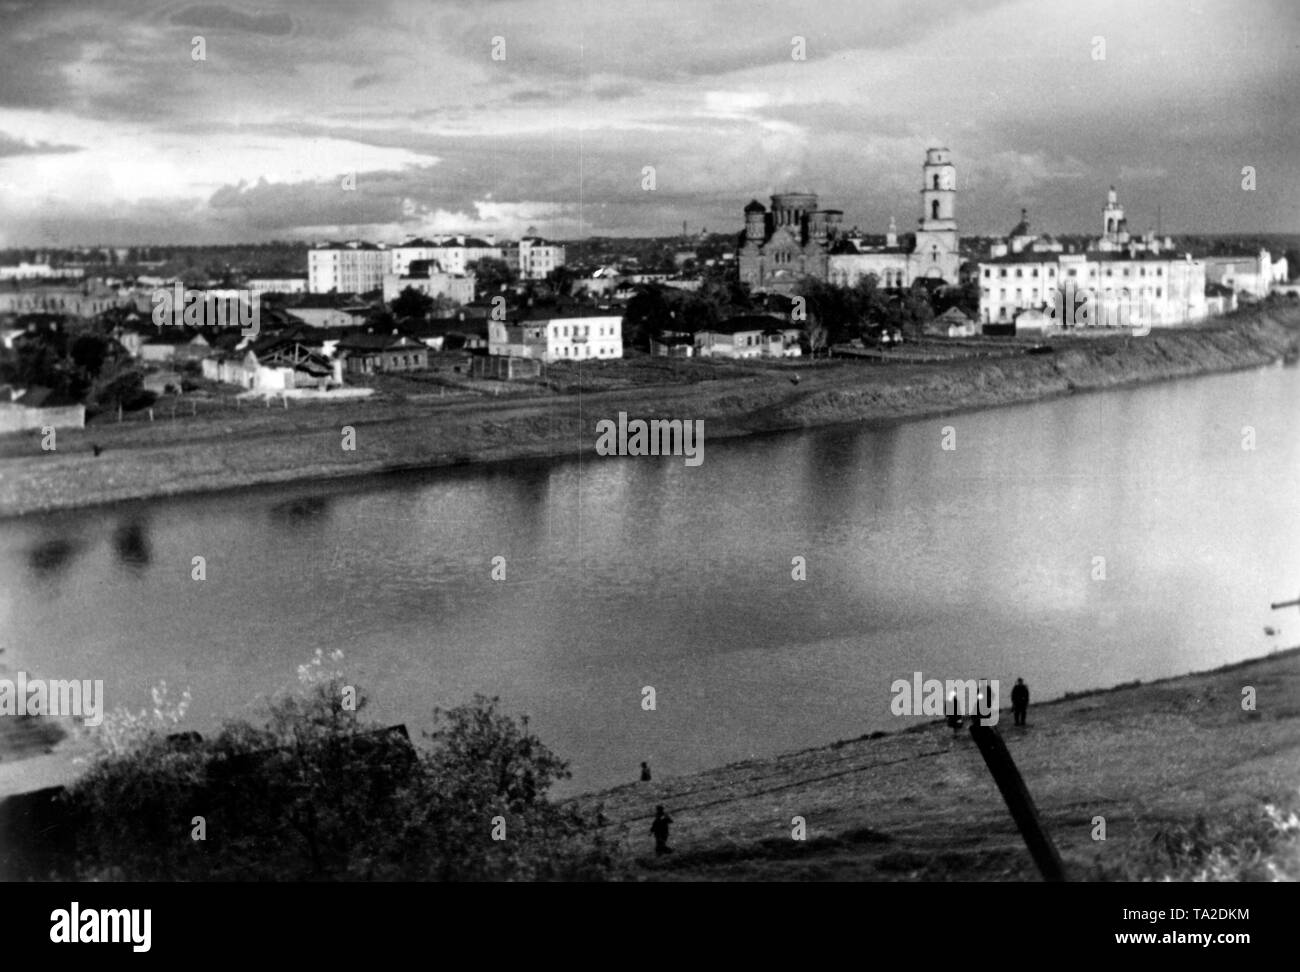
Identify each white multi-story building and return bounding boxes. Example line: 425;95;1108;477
977;187;1209;329
488;315;622;362
978;250;1207;328
308;242;391;294
425;236;503;275
514;236;566;280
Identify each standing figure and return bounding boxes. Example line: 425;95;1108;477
650;805;674;856
1011;678;1030;726
640;761;652;782
946;690;963;735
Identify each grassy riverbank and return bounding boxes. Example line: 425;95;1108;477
0;308;1296;518
583;646;1300;881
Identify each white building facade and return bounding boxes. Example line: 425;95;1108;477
308;242;391;294
488;315;623;362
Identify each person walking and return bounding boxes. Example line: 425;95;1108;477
650;805;674;856
1011;677;1030;726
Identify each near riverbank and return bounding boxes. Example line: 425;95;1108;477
583;645;1300;881
0;308;1296;518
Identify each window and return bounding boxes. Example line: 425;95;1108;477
1068;269;1077;277
1032;268;1039;277
1156;288;1162;297
1157;268;1163;276
932;201;940;219
984;268;991;279
1000;269;1007;278
933;174;940;189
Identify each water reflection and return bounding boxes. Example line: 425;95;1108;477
269;495;331;525
27;537;81;578
113;521;151;569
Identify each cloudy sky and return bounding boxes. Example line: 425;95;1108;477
0;0;1296;246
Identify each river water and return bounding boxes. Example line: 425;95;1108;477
2;363;1297;793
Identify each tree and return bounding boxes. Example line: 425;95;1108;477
467;257;515;299
545;266;576;298
390;285;434;320
624;285;675;348
58;670;611;881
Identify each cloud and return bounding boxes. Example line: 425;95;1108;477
0;132;83;157
0;0;1295;243
167;4;296;36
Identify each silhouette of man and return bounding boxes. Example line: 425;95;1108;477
946;690;963;735
650;805;673;855
640;761;652;782
1012;678;1030;726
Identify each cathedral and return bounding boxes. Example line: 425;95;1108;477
737;148;961;294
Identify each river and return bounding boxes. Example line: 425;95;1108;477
2;363;1297;794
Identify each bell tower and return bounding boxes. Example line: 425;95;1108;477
921;147;956;229
912;147;959;282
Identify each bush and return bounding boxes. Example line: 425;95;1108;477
61;667;611;881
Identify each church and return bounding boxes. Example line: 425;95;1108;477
737;148;961;295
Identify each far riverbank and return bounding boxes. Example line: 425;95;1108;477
0;308;1295;519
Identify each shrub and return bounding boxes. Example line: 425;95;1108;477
61;667;611;881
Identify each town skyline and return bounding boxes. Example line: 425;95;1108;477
1;0;1297;247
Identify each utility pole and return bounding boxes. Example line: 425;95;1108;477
969;722;1067;882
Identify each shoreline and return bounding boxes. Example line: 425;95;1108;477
581;644;1300;880
0;309;1296;519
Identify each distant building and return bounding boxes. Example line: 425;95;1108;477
287;301;372;329
420;236;503;276
739;148;961;295
488;314;622;362
382;260;475;305
247;276;308;296
695;315;799;359
0;263;84;281
977;186;1208;330
928;306;978;338
512;236;566;280
1202;249;1288;299
336;332;429;374
308;242;390;294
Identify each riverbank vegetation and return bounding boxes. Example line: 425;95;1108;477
55;660;612;881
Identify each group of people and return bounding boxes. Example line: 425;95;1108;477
946;677;1032;735
640;678;1033;856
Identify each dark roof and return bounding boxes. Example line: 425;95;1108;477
708;314;788;334
744;199;766;213
336;332;428;352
